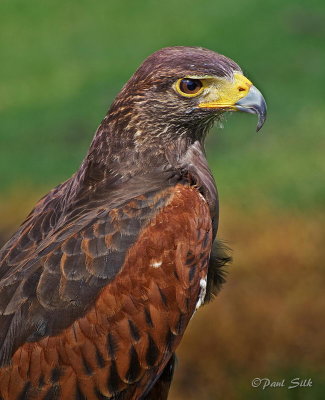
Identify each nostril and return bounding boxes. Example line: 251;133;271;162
238;87;246;92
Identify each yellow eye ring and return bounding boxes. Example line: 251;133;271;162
174;78;204;97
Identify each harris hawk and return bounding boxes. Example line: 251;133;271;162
0;47;266;399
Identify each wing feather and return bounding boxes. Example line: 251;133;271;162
0;176;213;399
0;185;174;367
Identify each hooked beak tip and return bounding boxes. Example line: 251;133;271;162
235;86;267;132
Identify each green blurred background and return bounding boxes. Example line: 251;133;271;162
1;0;324;398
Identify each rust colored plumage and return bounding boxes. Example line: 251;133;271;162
0;46;266;399
0;185;211;399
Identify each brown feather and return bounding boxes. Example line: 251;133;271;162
0;185;211;399
0;46;250;399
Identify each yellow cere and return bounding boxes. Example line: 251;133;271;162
198;72;253;109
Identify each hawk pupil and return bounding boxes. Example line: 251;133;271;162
186;80;197;91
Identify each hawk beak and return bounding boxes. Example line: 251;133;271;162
198;73;267;132
234;85;267;132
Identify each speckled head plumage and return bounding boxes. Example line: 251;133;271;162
108;47;244;133
87;46;266;177
129;46;242;82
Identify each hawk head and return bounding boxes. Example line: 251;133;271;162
88;46;267;175
111;46;266;136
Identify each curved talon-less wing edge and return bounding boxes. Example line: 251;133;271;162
0;46;265;399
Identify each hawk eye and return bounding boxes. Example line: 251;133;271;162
177;78;203;97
